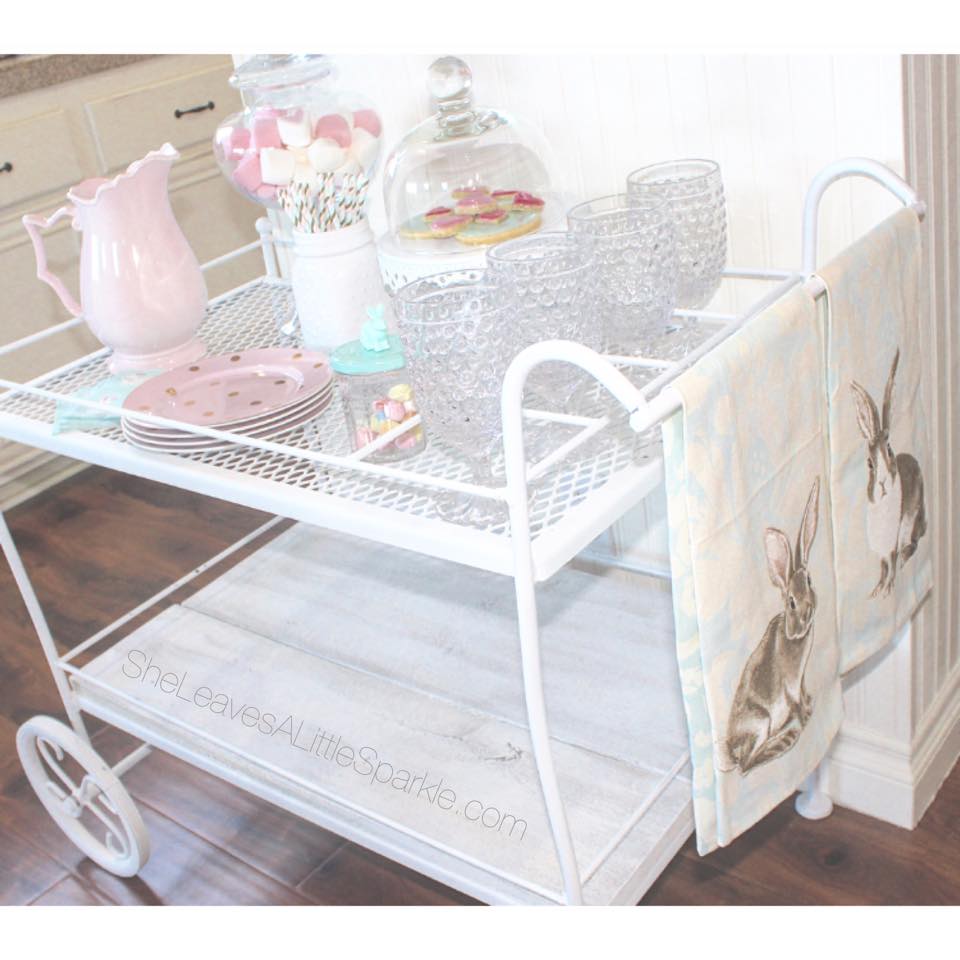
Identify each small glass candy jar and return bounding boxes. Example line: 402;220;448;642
330;307;426;462
213;54;383;208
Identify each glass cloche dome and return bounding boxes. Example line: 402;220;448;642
377;56;561;293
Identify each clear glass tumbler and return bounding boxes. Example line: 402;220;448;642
485;231;598;410
394;270;520;524
566;194;677;357
626;159;726;310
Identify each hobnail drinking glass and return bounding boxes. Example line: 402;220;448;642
566;194;678;357
485;231;599;409
395;270;520;524
626;159;727;310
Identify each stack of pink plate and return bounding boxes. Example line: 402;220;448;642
121;348;333;453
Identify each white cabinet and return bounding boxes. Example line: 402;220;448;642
0;109;85;209
84;64;237;172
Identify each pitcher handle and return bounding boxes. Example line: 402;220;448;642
22;206;82;317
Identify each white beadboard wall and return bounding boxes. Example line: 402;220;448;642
338;53;906;307
237;52;905;362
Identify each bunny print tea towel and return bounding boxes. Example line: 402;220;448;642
817;207;933;674
662;285;843;854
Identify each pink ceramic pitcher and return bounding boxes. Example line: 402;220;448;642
23;143;208;372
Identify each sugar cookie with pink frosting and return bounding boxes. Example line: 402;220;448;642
455;210;541;246
453;192;498;215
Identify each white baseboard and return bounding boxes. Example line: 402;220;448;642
826;659;960;828
0;443;86;511
910;657;960;822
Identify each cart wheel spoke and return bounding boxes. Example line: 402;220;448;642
16;716;150;877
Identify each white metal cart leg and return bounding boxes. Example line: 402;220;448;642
504;462;584;904
795;762;834;820
0;510;89;739
502;340;650;905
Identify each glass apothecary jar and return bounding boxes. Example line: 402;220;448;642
330;308;426;462
377;56;560;293
213;54;383;209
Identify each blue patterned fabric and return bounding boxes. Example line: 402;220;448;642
662;284;843;854
53;372;160;435
818;208;933;673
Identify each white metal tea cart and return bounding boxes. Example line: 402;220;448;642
0;159;923;905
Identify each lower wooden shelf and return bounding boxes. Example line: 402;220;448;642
70;524;692;905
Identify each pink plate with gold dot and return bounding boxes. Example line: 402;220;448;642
122;348;332;428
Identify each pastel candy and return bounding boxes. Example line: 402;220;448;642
314;113;352;148
403;399;417;414
387;383;412;402
356;426;376;446
307;138;346;173
260;147;296;186
251;115;282;150
395;432;419;450
256;184;277;200
277;110;313;147
384;400;406;422
232;151;262;192
349;127;380;170
288;145;309;164
352;108;382;138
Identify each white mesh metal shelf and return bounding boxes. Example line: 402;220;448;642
0;272;753;580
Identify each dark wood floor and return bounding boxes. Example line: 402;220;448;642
1;466;957;906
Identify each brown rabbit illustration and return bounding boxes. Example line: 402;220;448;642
723;477;820;775
850;348;927;598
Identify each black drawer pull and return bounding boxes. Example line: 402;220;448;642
0;161;12;174
174;101;215;119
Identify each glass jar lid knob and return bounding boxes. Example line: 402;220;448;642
427;56;477;135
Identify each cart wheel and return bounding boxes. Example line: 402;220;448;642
16;716;150;877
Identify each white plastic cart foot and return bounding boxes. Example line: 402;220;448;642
795;765;834;820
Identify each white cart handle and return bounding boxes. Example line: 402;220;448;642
22;206;82;317
801;157;926;275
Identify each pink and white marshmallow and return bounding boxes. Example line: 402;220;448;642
251;115;283;150
276;110;313;148
232;151;262;192
352;108;382;138
307;138;347;173
313;113;352;148
349;127;380;170
259;147;296;186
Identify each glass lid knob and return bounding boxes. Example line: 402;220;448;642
427;56;478;135
427;56;472;104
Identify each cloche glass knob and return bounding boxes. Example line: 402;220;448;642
426;56;473;106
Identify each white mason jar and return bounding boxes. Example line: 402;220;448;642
290;220;390;352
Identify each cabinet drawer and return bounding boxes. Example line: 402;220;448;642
85;65;242;171
0;110;85;209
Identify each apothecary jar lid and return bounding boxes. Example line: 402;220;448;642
229;54;337;104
